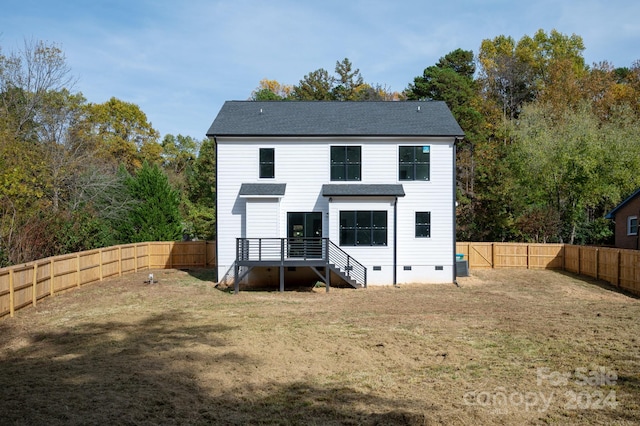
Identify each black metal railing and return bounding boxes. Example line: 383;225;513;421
326;240;366;287
235;238;366;287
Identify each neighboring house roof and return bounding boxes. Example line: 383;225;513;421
207;101;465;137
605;188;640;219
322;184;405;197
238;183;286;197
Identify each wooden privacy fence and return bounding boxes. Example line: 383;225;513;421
0;241;215;319
456;242;565;270
456;243;640;296
2;241;637;318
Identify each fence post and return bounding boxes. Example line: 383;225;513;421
615;250;620;288
76;253;81;287
9;268;14;318
134;243;138;272
577;246;581;275
526;244;530;269
491;243;495;269
32;263;37;307
595;248;599;280
50;258;55;296
118;246;122;277
99;248;103;282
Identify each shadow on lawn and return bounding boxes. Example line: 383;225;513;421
0;311;427;425
555;270;640;299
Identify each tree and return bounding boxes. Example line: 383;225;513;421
250;78;292;100
332;58;364;101
478;29;587;121
477;35;537;121
86;97;161;170
292;68;335;100
161;134;199;176
0;39;75;139
117;162;183;242
511;101;640;244
185;138;216;240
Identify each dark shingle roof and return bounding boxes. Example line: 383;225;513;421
207;101;464;137
322;184;405;197
239;183;286;197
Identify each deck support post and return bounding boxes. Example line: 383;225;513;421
234;261;239;294
325;264;330;292
280;239;285;292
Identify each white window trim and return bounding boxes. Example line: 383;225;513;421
627;215;638;236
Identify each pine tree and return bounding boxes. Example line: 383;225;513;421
118;162;183;242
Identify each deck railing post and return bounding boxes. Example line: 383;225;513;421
281;238;285;261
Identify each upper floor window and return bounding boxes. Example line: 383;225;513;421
628;216;638;236
399;146;430;181
331;146;361;181
415;211;431;238
340;210;387;246
259;148;274;178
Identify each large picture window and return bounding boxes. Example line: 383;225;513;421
340;210;387;246
399;146;430;181
415;211;431;238
259;148;274;178
331;146;361;181
628;216;638;236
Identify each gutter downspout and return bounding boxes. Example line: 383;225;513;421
394;196;398;286
453;137;460;287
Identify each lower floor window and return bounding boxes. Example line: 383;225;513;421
340;210;387;246
415;211;431;238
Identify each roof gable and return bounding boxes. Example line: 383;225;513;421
606;188;640;219
207;101;464;137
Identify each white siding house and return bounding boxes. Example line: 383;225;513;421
206;101;464;291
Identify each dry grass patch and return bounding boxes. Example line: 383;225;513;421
1;268;639;425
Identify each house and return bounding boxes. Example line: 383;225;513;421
206;101;464;292
606;188;640;250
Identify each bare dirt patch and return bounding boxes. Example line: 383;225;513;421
1;269;639;425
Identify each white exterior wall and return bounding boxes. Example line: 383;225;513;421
246;198;279;237
327;198;395;285
216;136;455;285
395;140;455;283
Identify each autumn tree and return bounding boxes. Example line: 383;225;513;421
292;68;335;100
86;97;161;170
251;78;293;100
478;29;587;122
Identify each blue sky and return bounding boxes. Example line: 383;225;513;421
2;0;639;140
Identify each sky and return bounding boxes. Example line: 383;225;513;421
2;0;639;140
